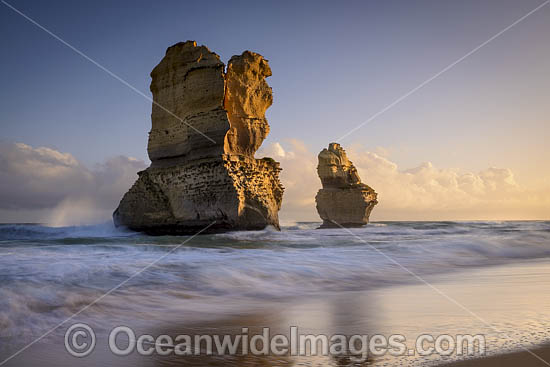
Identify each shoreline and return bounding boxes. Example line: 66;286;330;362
2;222;550;366
441;345;550;366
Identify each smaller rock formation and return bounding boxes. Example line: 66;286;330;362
315;143;377;228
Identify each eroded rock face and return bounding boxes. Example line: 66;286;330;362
148;41;228;162
315;143;377;228
114;41;284;234
224;51;273;157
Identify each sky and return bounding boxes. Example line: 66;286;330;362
1;0;549;224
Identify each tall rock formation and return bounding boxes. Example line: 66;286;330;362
114;41;284;234
315;143;377;228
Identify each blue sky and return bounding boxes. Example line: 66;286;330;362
1;0;549;222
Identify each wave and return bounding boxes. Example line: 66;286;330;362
0;222;138;241
1;221;550;340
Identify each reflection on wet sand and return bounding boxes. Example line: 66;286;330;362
4;260;550;366
1;295;374;367
151;296;374;367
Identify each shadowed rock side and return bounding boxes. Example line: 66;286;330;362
315;143;377;228
114;41;283;234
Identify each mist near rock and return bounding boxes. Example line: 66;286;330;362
0;141;146;225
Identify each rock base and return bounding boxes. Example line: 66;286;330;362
114;156;283;235
315;187;377;228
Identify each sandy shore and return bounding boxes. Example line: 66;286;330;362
3;260;550;366
442;346;550;367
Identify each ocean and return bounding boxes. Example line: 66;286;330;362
1;221;550;366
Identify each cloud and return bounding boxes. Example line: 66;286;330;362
0;142;146;225
2;140;548;225
260;140;550;221
259;140;320;223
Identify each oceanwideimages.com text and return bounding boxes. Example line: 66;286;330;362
65;323;486;361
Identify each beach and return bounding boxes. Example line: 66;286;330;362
1;221;550;366
445;347;550;367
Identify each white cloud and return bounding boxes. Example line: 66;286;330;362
260;140;550;221
2;140;548;225
259;139;320;223
0;142;146;225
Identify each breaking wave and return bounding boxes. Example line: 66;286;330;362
1;221;550;342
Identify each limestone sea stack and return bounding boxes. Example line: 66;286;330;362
113;41;284;234
315;143;377;228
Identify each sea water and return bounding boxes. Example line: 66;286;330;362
1;221;549;366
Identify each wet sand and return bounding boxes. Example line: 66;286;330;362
3;260;550;366
443;346;550;367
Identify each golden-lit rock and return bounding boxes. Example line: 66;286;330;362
315;143;377;228
114;41;283;234
224;51;273;156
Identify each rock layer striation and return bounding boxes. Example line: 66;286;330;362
114;41;284;234
315;143;377;228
